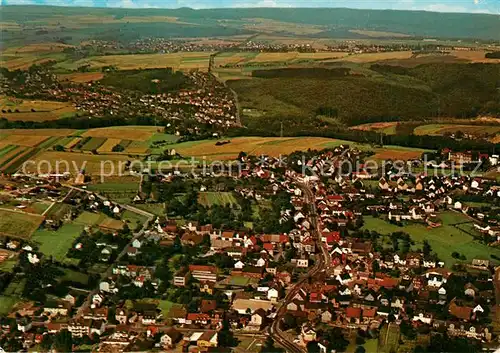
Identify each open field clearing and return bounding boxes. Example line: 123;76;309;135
0;209;44;239
0;147;39;174
33;223;84;264
99;218;125;231
332;51;413;63
0;146;26;167
0;96;76;121
0;129;77;137
0;134;48;147
59;72;104;83
64;137;82;149
124;140;150;154
371;148;423;161
24;151;130;176
87;179;139;203
82;126;162;141
0;296;20;316
4;42;73;54
81;137;107;151
240;18;325;35
414;124;500;136
0;54;66;70
349;29;411;38
362;212;500;266
198;192;238;207
171;137;352;160
97;138;122;153
350;122;399;134
56;52;214;71
170;137;427;161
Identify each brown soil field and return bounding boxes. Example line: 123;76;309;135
372;149;422;161
6;43;73;54
1;148;36;172
99;218;124;231
97;138;122;153
350;122;399;131
0;129;77;137
59;72;104;83
82;126;161;141
1;135;48;147
25;151;130;176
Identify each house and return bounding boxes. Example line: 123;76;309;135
232;299;274;314
196;331;218;348
200;300;217;313
189;265;218;282
250;309;267;327
161;328;182;348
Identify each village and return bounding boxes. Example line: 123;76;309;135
0;143;499;352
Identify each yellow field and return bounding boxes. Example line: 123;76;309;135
82;126;161;141
0;129;76;137
1;135;48;147
174;137;347;160
0;56;59;70
64;137;82;149
97;138;122;153
4;43;74;54
25;151;130;176
60;52;214;71
241;18;325;35
58;72;104;83
333;51;414;63
349;30;411;38
250;52;301;63
0;96;76;121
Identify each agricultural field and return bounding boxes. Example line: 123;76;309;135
0;295;20;316
82;126;162;141
0;96;76;121
362;211;500;266
32;223;85;264
80;137;107;151
97;138;122;153
198;192;238;207
414;124;500;137
0;209;44;239
168;136;426;161
56;52;214;71
350;122;399;135
24;151;130;176
0;129;77;137
58;72;104;83
87;178;139;204
378;323;400;353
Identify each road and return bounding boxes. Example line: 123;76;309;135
268;182;331;352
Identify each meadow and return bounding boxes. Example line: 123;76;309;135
32;223;84;265
198;192;238;207
0;209;44;239
0;95;76;122
362;212;499;266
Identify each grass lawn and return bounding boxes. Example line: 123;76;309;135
4;278;26;296
134;203;165;216
0;295;19;315
158;300;175;315
122;210;148;230
362;212;500;266
74;211;104;226
0;258;18;272
59;268;89;285
364;339;378;353
33;223;84;264
0;209;44;239
378;323;400;353
228;275;251;286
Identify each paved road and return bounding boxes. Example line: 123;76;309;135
268;182;330;353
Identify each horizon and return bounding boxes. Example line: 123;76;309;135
0;0;498;14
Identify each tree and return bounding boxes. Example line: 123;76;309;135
53;329;73;352
423;240;432;257
355;346;366;353
53;144;65;151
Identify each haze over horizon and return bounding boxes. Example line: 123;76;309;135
0;0;498;14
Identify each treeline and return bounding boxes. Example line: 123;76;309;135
252;67;351;79
485;51;500;59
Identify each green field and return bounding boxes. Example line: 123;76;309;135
122;210;148;230
198;192;238;207
87;181;139;204
362;212;500;266
81;137;107;151
0;295;19;315
74;211;103;226
4;278;26;296
0;209;44;239
379;324;400;353
33;223;84;264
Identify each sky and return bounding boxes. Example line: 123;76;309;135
1;0;499;14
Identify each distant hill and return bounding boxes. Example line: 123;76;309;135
1;5;499;44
